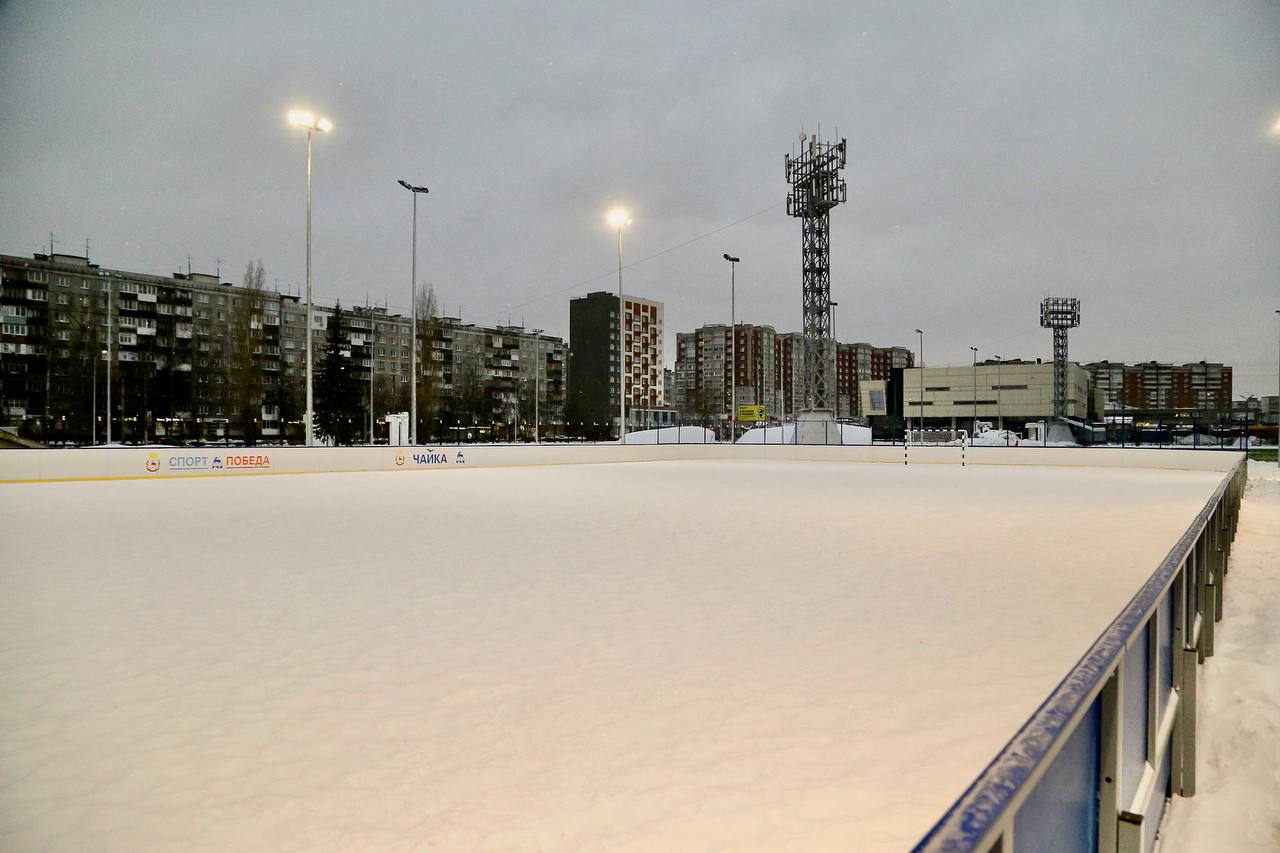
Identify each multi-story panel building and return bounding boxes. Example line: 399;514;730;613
674;324;908;422
774;333;807;420
673;323;776;420
0;251;566;444
566;291;663;437
1083;361;1232;418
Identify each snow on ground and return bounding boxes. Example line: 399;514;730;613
0;460;1230;851
621;426;717;444
736;422;871;444
1160;461;1280;853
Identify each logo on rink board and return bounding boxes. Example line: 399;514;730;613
393;449;466;467
146;454;272;473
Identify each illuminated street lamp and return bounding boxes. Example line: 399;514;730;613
608;208;631;442
398;179;429;444
288;109;333;446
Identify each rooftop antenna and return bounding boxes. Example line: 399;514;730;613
84;237;91;261
187;254;192;276
49;232;56;256
216;257;221;278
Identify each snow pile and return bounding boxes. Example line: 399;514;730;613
1161;461;1280;852
736;422;871;444
621;425;717;444
969;429;1023;447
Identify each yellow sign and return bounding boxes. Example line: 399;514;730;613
737;405;766;422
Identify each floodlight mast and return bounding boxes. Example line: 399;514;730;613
785;132;848;411
1040;297;1081;420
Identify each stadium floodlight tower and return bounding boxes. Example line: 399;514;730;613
786;131;847;419
1040;297;1081;420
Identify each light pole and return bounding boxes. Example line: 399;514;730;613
831;301;839;419
970;346;978;435
1275;309;1279;467
995;355;1005;446
608;209;631;442
398;179;429;444
106;280;113;444
92;348;105;445
724;253;740;442
914;328;923;440
289;110;332;447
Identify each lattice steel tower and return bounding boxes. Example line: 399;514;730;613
1040;297;1081;419
785;133;848;410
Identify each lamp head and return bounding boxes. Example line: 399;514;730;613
607;208;631;228
288;110;332;132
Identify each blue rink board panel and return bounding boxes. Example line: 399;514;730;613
1013;696;1101;853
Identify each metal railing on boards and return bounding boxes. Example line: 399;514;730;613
911;457;1247;853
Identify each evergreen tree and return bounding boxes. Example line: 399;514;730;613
314;303;362;445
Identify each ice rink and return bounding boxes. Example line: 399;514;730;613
0;459;1230;851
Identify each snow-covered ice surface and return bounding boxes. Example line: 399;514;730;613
0;460;1230;851
1160;461;1280;853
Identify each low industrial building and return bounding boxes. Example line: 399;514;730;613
901;360;1091;433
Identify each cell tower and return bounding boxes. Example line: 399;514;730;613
1040;297;1081;419
785;132;848;411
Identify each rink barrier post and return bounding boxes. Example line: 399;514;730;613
912;457;1246;853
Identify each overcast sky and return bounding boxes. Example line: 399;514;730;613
1;1;1277;395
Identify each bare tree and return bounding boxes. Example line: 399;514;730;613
414;282;439;440
230;260;266;445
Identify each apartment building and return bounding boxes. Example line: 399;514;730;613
0;251;565;443
566;291;664;436
674;323;910;422
1082;361;1232;415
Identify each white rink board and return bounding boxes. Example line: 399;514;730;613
0;443;1245;482
0;458;1231;851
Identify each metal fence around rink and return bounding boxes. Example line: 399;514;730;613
911;456;1247;853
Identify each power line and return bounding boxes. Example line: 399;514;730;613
471;202;784;323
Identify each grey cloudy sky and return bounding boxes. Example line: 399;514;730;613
2;1;1277;395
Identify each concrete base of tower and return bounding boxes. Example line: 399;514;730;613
795;409;841;445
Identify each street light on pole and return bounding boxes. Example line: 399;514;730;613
289;109;332;447
995;354;1005;446
830;301;839;419
398;179;429;444
608;208;631;442
724;253;740;442
106;281;113;444
914;329;924;440
970;346;978;435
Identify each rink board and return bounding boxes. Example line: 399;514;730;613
0;458;1234;851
